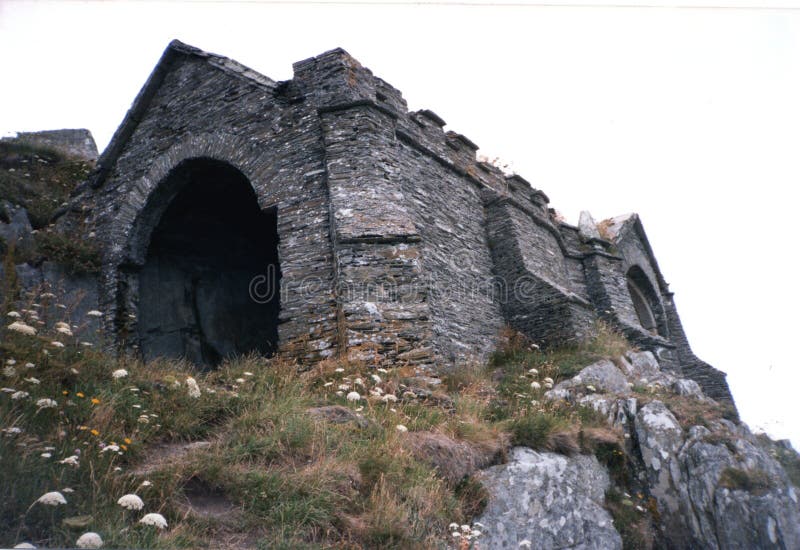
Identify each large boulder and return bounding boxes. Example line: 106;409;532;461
476;447;622;549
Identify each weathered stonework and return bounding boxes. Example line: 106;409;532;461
55;40;733;404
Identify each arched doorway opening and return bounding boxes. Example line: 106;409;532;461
136;158;280;367
626;266;667;338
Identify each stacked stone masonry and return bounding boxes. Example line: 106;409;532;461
56;40;733;404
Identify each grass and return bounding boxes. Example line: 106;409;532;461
718;467;776;495
33;230;101;275
0;141;93;229
0;295;651;549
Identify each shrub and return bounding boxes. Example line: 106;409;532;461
718;467;775;495
33;231;101;274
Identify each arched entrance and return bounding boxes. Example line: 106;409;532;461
626;266;667;338
136;158;280;367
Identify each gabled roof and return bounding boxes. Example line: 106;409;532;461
89;40;277;190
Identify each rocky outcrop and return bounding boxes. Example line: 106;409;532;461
546;352;800;549
477;447;622;549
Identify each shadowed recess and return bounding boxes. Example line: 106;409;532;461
137;158;280;367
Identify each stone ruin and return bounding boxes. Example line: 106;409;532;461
45;40;732;404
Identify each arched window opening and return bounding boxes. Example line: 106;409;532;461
136;158;280;367
626;266;667;338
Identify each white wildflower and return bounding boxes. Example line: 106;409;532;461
56;326;73;336
139;512;168;529
101;445;120;453
37;491;67;506
530;381;541;390
70;368;79;374
335;391;343;397
235;378;245;384
8;322;37;335
139;480;153;488
6;358;16;365
50;341;65;348
12;391;29;400
117;493;144;510
377;368;388;373
334;367;345;373
25;363;35;369
2;387;14;392
3;365;17;378
370;374;382;383
36;398;58;408
25;377;40;385
137;415;149;424
113;467;122;472
62;487;74;493
186;377;201;398
13;543;36;549
381;394;398;403
346;391;361;402
354;377;364;386
355;406;364;412
86;310;103;317
112;369;128;380
80;342;93;347
76;532;103;549
586;384;597;393
55;321;70;330
4;427;23;434
519;540;532;548
7;311;21;318
338;383;350;391
243;371;254;377
369;388;384;397
40;292;56;299
543;377;554;384
544;382;553;390
396;424;408;433
452;532;461;538
323;381;334;387
528;368;539;375
461;524;471;532
41;452;52;458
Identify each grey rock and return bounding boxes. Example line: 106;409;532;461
631;401;800;548
578;210;603;241
0;203;36;259
477;447;622;549
671;378;705;399
555;358;630;395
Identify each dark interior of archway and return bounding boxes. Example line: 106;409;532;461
137;159;280;368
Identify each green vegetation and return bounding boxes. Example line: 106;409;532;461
718;467;776;495
0;141;93;229
0;300;644;548
33;230;101;275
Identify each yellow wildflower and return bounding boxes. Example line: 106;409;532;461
90;429;99;436
76;392;85;398
124;438;132;444
91;397;100;405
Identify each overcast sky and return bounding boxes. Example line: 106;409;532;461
1;0;798;446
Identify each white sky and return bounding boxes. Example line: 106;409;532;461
2;0;798;447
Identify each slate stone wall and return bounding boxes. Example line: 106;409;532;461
83;47;338;362
51;40;734;409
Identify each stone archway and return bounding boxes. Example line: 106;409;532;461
135;158;280;367
626;265;667;338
